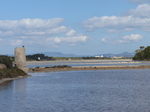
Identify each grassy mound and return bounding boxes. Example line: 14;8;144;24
0;67;28;79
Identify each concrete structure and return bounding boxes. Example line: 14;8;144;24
14;46;28;73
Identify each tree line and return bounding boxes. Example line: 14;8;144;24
133;46;150;60
26;54;53;61
26;53;111;61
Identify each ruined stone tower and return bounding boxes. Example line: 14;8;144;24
14;46;28;73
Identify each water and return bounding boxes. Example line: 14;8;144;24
1;69;150;112
26;60;150;68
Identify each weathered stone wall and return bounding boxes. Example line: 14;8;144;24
14;46;28;73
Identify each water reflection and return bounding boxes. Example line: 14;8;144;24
14;79;27;112
0;80;13;89
0;78;27;112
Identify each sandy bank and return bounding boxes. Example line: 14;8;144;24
29;65;150;73
27;59;134;64
26;59;142;67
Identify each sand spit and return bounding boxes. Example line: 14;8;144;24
29;65;150;73
26;59;137;65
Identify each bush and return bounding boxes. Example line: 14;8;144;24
0;67;28;79
0;71;3;79
51;65;71;68
0;55;13;68
44;65;71;68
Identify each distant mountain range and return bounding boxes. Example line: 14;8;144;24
39;52;80;57
31;51;135;58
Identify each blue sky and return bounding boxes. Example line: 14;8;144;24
0;0;150;55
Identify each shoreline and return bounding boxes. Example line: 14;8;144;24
0;75;31;85
1;59;150;85
29;65;150;73
26;59;136;64
1;65;150;84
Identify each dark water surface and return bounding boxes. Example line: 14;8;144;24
1;69;150;112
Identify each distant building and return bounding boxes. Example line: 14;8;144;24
112;56;123;59
38;57;41;61
95;55;104;58
100;55;104;58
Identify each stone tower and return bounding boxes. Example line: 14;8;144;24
14;46;28;73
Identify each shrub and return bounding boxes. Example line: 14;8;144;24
0;67;28;79
51;65;71;68
0;71;3;79
0;55;13;68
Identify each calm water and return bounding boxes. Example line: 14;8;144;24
26;60;150;68
1;69;150;112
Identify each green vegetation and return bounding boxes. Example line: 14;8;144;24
26;53;112;61
0;55;27;79
133;46;150;60
52;57;111;60
45;65;71;68
27;54;53;61
0;67;27;79
0;55;13;68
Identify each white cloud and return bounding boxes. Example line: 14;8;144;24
10;40;23;45
83;16;150;31
128;0;150;3
0;18;67;37
66;30;76;36
15;35;89;48
107;28;133;34
115;40;129;44
82;3;150;33
115;34;143;43
123;28;133;31
107;29;119;33
27;26;69;36
101;37;110;43
0;18;64;30
46;35;89;45
128;4;150;18
0;18;89;47
27;35;89;47
123;34;143;41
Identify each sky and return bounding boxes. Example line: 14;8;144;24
0;0;150;55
